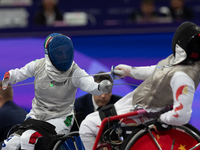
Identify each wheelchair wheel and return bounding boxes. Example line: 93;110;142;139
52;131;85;150
120;121;200;150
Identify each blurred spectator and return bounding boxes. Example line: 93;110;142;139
169;0;194;21
34;0;63;26
129;0;162;23
0;81;27;142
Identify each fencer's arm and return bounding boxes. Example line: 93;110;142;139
130;65;156;80
160;72;195;126
72;68;103;95
114;64;156;80
7;60;36;84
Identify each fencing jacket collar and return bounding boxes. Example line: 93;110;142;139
45;54;73;82
170;44;187;65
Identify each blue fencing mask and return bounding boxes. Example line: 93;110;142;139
44;33;74;71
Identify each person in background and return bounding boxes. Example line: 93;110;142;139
72;71;122;131
129;0;161;23
169;0;194;21
0;81;27;142
34;0;63;26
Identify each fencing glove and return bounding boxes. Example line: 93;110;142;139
2;71;10;90
98;80;113;94
113;64;132;78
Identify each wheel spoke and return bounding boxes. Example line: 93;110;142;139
189;143;200;150
147;128;162;150
170;139;175;150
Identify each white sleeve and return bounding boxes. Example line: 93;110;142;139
130;65;156;80
9;60;36;84
71;68;103;95
160;71;195;126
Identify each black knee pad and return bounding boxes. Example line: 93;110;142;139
9;119;58;150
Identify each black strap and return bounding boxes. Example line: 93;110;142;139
99;104;117;121
98;104;121;142
10;119;57;143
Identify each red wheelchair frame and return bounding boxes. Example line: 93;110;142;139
92;109;200;150
51;108;200;150
93;109;146;150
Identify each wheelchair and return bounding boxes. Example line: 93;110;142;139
1;117;84;150
91;109;200;150
120;121;200;150
51;108;200;150
5;108;200;150
51;123;200;150
51;131;84;150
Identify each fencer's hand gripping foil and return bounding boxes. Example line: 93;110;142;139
98;80;113;94
2;71;10;90
111;65;126;79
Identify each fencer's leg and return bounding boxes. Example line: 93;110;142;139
1;134;21;150
46;116;74;134
79;112;101;150
79;133;96;150
20;129;37;150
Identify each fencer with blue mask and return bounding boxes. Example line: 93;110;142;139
1;33;113;150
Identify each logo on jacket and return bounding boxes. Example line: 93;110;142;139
173;85;187;118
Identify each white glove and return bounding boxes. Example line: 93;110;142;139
98;80;113;94
113;64;132;78
2;71;10;90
